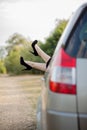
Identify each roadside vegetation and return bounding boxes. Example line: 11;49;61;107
0;20;67;75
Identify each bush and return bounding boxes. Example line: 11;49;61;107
0;60;7;74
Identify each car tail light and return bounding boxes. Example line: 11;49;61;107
49;48;76;95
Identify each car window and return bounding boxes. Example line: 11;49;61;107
65;8;87;58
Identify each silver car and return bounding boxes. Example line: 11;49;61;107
37;3;87;130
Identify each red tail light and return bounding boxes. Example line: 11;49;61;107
49;48;76;95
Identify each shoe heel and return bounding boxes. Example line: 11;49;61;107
30;40;38;56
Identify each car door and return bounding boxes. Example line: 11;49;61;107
77;59;87;130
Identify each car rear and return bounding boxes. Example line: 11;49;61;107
41;3;87;130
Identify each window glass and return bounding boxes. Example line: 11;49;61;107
65;9;87;58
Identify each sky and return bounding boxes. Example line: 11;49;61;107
0;0;87;46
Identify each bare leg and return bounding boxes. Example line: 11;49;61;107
25;60;46;71
35;44;51;63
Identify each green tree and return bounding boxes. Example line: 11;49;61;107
5;48;21;75
0;46;6;59
6;33;30;54
40;20;68;56
0;60;7;74
5;33;31;75
0;46;7;74
5;33;45;75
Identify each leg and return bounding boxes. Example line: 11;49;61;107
20;57;46;71
31;40;51;63
25;60;46;71
34;44;51;63
20;57;32;70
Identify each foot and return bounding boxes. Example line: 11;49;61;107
20;57;32;70
30;40;38;56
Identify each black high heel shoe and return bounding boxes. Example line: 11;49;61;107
30;40;38;56
46;58;51;68
20;57;32;70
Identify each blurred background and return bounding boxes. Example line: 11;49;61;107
0;0;87;75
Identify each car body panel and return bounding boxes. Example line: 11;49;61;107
77;59;87;130
47;110;78;130
47;91;77;112
77;59;87;113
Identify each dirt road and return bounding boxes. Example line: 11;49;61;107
0;75;42;130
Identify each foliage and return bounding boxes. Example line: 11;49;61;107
5;33;31;75
0;46;6;59
4;19;68;75
5;48;21;75
4;33;43;75
0;60;7;74
6;33;30;54
40;20;68;56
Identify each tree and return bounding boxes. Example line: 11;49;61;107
5;33;31;75
6;33;31;54
0;46;7;74
40;20;68;56
0;46;6;59
0;60;7;74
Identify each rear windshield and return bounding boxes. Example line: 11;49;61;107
65;8;87;58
